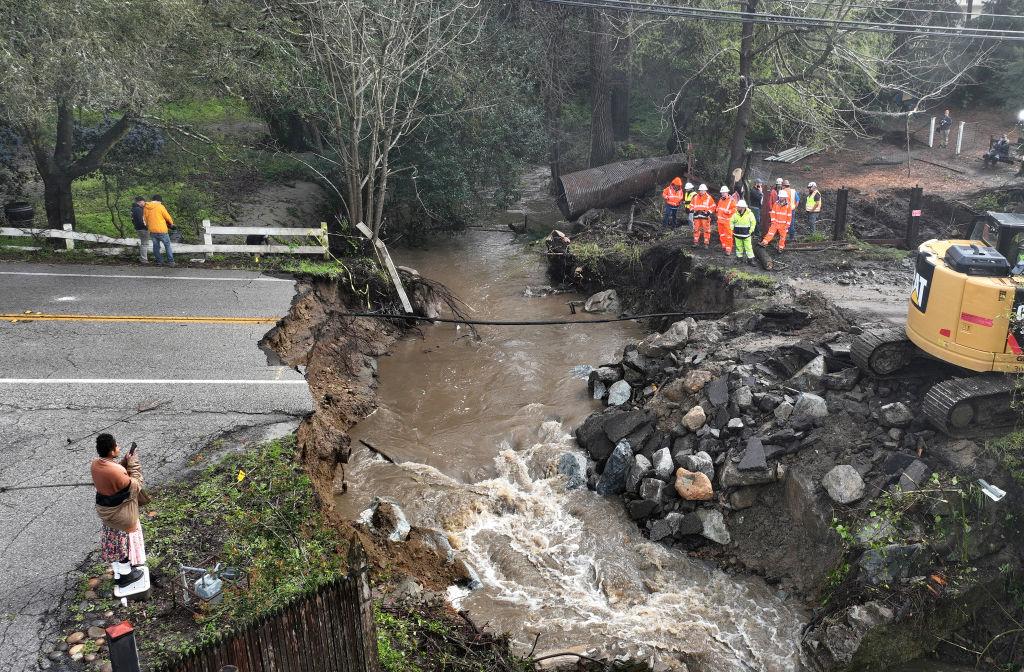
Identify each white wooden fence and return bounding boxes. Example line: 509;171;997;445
0;220;330;257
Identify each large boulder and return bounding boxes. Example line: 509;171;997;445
575;413;614;461
737;437;768;472
822;367;861;391
822;465;865;504
596;441;633;495
584;289;621;314
858;543;929;585
674;467;714;501
719;460;780;488
707;375;730;407
639;477;665;504
607;380;632;406
681;369;715;393
603;409;651;443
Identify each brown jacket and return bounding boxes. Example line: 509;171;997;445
92;455;144;533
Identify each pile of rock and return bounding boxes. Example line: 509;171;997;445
574;310;942;558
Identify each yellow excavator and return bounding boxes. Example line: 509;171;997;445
852;212;1024;435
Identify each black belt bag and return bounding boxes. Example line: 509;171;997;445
96;484;131;507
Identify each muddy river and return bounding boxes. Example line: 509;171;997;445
338;229;805;670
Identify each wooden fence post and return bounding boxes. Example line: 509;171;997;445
956;121;966;156
905;185;923;249
832;187;849;241
62;223;74;250
320;222;329;260
203;220;213;259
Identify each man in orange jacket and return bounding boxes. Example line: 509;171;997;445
760;192;792;251
689;184;715;248
143;194;176;266
715;185;737;255
661;177;685;228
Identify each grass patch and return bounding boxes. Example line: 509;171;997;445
716;266;776;288
109;436;349;667
986;430;1024;486
569;239;644;267
158;98;255;125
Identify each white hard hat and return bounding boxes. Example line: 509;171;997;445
684;182;694;190
737;199;747;208
778;193;789;201
698;184;707;191
720;186;730;194
775;178;783;185
808;181;817;187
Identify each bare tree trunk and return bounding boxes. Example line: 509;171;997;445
727;0;757;176
610;24;631;141
588;10;615;167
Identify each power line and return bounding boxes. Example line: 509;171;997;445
533;0;1024;41
755;0;1024;22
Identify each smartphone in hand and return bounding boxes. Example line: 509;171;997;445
128;442;138;457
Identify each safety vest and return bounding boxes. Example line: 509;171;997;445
716;195;737;223
785;188;798;207
690;192;715;215
730;209;757;238
770;201;792;228
805;190;821;213
663;184;684;207
684;190;694;210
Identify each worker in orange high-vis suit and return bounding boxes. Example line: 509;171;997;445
715;185;737;256
760;192;792;251
689;184;716;248
661;177;685;228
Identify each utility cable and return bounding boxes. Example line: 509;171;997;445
533;0;1024;40
341;310;724;325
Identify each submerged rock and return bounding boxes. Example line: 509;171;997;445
583;289;621;314
360;497;411;542
558;452;587;491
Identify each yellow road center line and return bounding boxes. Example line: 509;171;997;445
1;313;278;325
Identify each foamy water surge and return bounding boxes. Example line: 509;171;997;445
351;414;805;671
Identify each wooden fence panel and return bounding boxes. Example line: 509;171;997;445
153;568;378;672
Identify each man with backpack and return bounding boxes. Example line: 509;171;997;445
131;196;149;263
144;194;176;266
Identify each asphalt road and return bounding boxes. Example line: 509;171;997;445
0;262;312;672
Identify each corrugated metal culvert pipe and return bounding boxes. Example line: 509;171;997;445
556;154;687;219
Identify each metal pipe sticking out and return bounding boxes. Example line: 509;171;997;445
556;154;687;220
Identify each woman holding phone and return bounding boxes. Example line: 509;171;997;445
90;434;147;585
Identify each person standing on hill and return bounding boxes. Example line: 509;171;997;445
662;177;685;228
131;196;149;264
748;179;764;223
938;110;952;148
760;192;793;251
730;199;757;265
144;195;176;266
689;184;715;248
715;185;737;256
805;182;822;235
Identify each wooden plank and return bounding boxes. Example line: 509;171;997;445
205;226;322;237
354;223;413;314
171;244;326;254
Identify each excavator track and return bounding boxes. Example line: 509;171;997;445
923;375;1020;437
851;328;915;376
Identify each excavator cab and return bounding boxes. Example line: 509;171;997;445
964;211;1024;266
853;211;1024;434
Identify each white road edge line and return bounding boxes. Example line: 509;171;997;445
0;379;307;385
0;271;292;283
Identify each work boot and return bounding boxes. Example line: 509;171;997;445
747;258;755;266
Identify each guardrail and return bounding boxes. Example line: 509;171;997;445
0;220;330;257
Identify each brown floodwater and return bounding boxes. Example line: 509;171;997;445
338;229;806;670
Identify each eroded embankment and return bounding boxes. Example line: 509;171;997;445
557;239;1024;671
258;274;486;592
